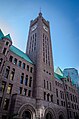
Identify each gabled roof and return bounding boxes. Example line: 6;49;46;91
3;34;12;41
0;29;12;41
54;72;65;80
55;67;64;77
10;45;33;64
0;29;4;39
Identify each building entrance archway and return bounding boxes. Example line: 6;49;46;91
22;110;31;119
59;114;64;119
46;112;53;119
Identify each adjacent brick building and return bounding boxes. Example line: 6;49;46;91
0;12;79;119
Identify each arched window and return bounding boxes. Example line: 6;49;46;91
22;110;31;119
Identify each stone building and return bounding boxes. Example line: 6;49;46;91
0;12;79;119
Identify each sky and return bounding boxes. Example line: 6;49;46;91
0;0;79;72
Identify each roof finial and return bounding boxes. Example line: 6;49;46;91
39;7;42;16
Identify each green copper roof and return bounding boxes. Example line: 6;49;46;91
0;29;4;39
54;72;65;80
55;67;64;77
3;34;12;41
10;45;33;64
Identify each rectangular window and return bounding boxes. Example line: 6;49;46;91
14;58;17;65
66;92;69;100
3;98;9;110
61;101;63;106
20;73;24;84
0;58;3;66
50;82;51;91
5;66;10;78
57;99;59;105
19;87;22;94
2;81;6;92
30;67;33;73
47;93;50;101
9;56;13;62
27;65;29;71
47;81;49;89
28;90;31;97
3;48;7;55
29;77;32;87
22;63;25;69
18;61;21;67
0;97;2;106
10;68;15;80
23;89;27;96
7;84;12;94
25;75;28;86
51;95;53;102
44;92;46;100
56;89;58;97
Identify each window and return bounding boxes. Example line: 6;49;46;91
57;99;59;105
23;89;27;96
29;77;32;87
0;97;2;106
2;115;7;119
2;81;6;92
44;92;46;100
5;66;10;78
47;93;50;101
22;63;25;69
69;111;72;118
61;101;63;106
3;98;9;110
25;75;28;86
14;58;17;65
3;48;7;55
70;94;72;101
9;56;13;62
66;92;69;100
6;41;9;46
51;95;53;102
10;68;15;80
7;84;12;94
50;82;51;91
19;87;22;94
56;89;58;97
18;61;21;67
44;80;45;88
28;90;31;97
20;73;24;84
0;58;3;66
27;65;29;71
30;67;33;73
47;81;49;89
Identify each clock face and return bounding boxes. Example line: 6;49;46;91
31;24;37;31
43;24;48;32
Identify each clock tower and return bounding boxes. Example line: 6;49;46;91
26;12;55;102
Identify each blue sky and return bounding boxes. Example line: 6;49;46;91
0;0;79;72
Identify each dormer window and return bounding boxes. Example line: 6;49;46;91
6;41;9;46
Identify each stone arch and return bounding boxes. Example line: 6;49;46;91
18;104;36;119
58;111;66;119
44;108;56;119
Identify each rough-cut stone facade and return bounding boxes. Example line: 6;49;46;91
0;13;79;119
